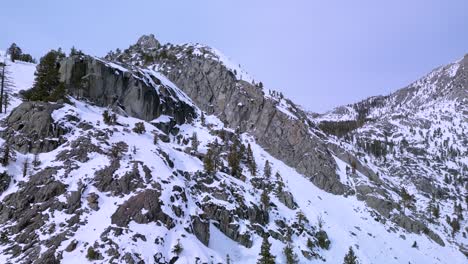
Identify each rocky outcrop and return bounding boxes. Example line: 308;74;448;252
392;214;445;246
111;189;174;228
190;215;210;246
1;102;67;153
59;56;196;124
157;48;344;194
0;172;10;195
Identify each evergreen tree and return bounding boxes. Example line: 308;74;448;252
22;158;29;177
3;93;9;113
69;46;84;56
264;160;272;178
296;210;306;225
32;153;41;167
400;188;415;215
171;239;183;256
228;141;241;176
132;122;146;134
275;172;285;194
261;188;270;211
450;217;461;236
283;243;298;264
246;143;257;176
0;61;14;113
191;132;200;152
427;195;438;222
7;43;22;62
22;49;65;101
203;148;215;174
306;238;314;250
257;236;276;264
200;112;206;126
1;143;11;167
343;246;359;264
102;110;112;124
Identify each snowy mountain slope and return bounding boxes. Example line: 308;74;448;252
0;40;467;264
313;54;468;257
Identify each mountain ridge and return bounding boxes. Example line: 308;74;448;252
0;35;466;263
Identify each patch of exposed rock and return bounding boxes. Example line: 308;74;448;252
1;102;67;153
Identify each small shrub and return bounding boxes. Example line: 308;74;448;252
316;230;330;250
133;122;146;134
86;247;99;260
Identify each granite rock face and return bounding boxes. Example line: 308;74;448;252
1;102;67;153
59;56;196;125
158;50;345;194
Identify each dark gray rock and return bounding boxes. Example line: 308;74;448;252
111;189;174;228
277;190;297;209
393;214;445;246
0;172;10;194
152;50;344;194
59;56;196;125
1;102;67;153
191;215;210;246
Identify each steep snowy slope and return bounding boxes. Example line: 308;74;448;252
0;41;466;264
314;54;468;257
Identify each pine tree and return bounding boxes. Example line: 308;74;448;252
70;46;84;56
257;236;276;264
191;132;200;152
22;158;29;177
171;239;183;256
22;49;64;101
343;246;359;264
32;153;41;167
132;122;146;134
0;61;14;113
228;142;241;176
400;188;415;215
264;160;272;178
261;188;270;211
203;148;215;174
1;144;10;167
7;43;22;62
283;243;298;264
246;143;257;176
3;93;9;113
102;110;115;125
200;112;206;126
296;210;306;225
275;172;285;194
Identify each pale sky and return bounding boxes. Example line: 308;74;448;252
1;0;467;112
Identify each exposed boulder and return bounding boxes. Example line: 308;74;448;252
136;34;161;50
190;215;210;246
1;102;67;153
111;189;174;228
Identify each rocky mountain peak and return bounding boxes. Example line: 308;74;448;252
136;34;160;50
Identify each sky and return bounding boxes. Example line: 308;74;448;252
1;0;467;113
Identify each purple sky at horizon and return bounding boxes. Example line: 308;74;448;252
2;0;467;112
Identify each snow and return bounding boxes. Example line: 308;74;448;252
0;48;466;264
206;46;255;84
